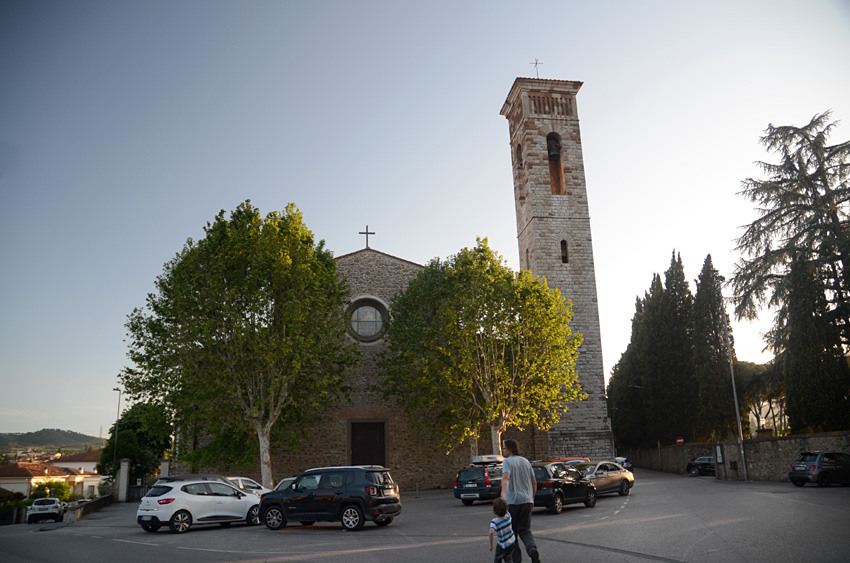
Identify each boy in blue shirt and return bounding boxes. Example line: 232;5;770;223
489;497;518;563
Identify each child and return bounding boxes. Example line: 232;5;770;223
489;497;518;563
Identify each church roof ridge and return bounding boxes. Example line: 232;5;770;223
335;247;424;269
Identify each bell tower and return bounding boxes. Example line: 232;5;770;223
501;78;614;458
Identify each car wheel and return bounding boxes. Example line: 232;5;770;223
791;479;805;487
461;499;474;506
246;505;260;526
375;517;393;526
141;522;161;533
584;489;597;508
817;473;831;487
549;493;564;514
263;505;287;530
341;504;365;531
299;521;315;526
689;467;699;477
169;510;192;534
618;480;630;496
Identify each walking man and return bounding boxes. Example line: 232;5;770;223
500;439;541;563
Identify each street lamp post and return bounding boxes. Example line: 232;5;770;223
112;387;122;476
717;276;748;481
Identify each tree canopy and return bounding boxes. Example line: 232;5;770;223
608;252;749;448
97;402;171;481
732;112;850;433
120;202;358;486
379;238;584;455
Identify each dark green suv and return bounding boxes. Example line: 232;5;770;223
259;465;401;531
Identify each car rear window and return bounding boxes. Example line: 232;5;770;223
34;499;57;506
366;471;394;486
145;485;174;497
796;453;818;462
533;467;549;480
457;468;486;483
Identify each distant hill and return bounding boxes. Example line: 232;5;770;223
0;429;102;452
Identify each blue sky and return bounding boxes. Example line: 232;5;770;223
2;0;849;438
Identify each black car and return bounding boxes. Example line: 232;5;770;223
259;465;401;531
454;455;503;505
532;462;597;514
788;451;850;487
686;456;716;477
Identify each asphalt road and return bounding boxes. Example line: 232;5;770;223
1;468;848;562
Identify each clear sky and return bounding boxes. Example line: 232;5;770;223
2;0;849;438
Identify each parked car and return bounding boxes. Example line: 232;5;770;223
136;479;261;533
27;498;65;523
531;461;597;514
615;457;634;471
454;455;503;505
542;456;590;464
788;451;850;487
573;461;634;496
227;476;272;496
686;456;716;477
259;465;401;531
153;474;231;486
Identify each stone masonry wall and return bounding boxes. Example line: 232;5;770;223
622;431;850;481
501;78;614;460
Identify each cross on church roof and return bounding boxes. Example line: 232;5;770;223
530;58;543;78
359;225;375;248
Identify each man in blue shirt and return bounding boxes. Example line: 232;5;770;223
500;439;541;563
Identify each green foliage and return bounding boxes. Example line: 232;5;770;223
120;201;358;485
691;255;743;441
30;480;71;501
97;403;171;480
379;238;583;454
783;257;850;432
732;111;850;348
608;252;753;448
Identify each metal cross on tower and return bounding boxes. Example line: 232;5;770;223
359;225;375;248
530;58;543;78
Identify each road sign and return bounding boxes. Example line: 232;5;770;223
676;436;684;445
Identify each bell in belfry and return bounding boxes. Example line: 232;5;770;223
547;136;561;161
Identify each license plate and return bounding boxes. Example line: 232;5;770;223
465;484;477;488
141;516;152;521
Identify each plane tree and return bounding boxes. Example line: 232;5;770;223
120;202;358;487
379;238;584;455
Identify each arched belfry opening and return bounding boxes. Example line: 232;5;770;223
547;132;567;195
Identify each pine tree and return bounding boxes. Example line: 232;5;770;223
784;256;850;432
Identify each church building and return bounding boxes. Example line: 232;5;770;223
264;77;614;490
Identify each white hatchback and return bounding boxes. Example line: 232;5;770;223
136;480;261;533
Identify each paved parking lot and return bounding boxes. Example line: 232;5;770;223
3;469;850;563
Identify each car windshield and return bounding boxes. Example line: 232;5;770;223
574;463;596;475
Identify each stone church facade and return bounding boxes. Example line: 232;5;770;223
198;77;613;490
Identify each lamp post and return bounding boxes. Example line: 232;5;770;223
112;387;122;476
717;276;748;481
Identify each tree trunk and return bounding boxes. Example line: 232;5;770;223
490;423;502;456
468;436;479;460
254;424;273;488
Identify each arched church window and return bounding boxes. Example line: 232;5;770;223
561;240;569;264
547;133;567;195
346;298;388;342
